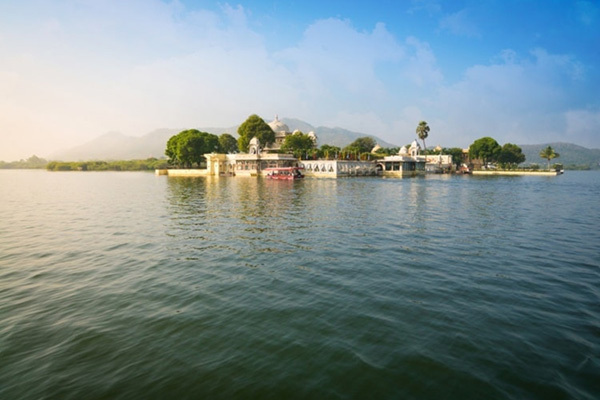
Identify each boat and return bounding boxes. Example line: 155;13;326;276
265;167;305;180
457;164;472;174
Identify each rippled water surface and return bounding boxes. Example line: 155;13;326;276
1;170;599;399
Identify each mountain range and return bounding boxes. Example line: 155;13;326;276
48;118;397;161
519;143;600;169
48;118;599;168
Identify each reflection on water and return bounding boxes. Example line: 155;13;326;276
1;170;599;400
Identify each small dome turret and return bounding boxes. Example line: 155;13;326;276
409;140;420;156
248;136;261;154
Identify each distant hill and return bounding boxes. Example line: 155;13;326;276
282;118;397;149
518;142;600;169
49;127;237;161
49;129;179;161
49;118;396;161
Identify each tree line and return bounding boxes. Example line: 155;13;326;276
468;137;526;169
468;137;560;170
165;116;536;170
1;156;170;171
2;117;563;171
0;155;48;169
165;130;237;167
183;116;453;163
164;115;388;167
46;158;170;171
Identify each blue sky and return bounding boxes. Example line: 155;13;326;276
0;0;598;160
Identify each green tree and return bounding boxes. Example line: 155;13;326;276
237;114;275;152
498;143;526;169
374;147;398;156
416;121;430;151
469;137;501;166
219;133;238;154
343;137;377;154
177;131;203;167
165;134;180;164
319;144;341;159
281;131;316;159
165;130;220;167
539;146;560;170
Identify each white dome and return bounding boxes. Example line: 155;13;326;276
268;115;289;133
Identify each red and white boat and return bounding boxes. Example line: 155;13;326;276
458;164;472;174
265;167;304;180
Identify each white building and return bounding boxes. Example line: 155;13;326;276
300;160;378;177
425;154;453;173
204;137;299;177
266;115;317;151
377;140;426;177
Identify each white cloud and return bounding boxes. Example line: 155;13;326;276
403;36;443;86
439;9;480;38
0;3;413;159
0;1;290;159
271;18;415;133
278;19;403;100
0;1;597;160
407;0;442;15
430;48;590;147
529;48;585;82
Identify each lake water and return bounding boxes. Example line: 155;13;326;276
1;170;599;399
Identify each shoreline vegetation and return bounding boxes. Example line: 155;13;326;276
0;156;595;172
1;131;598;172
45;159;170;171
3;117;598;172
0;156;169;171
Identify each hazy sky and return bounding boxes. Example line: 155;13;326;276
1;0;599;160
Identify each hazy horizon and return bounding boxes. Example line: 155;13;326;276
1;0;599;161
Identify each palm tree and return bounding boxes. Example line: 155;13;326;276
539;146;559;170
416;121;430;151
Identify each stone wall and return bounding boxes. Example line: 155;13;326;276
165;169;209;177
472;170;559;176
300;160;378;177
